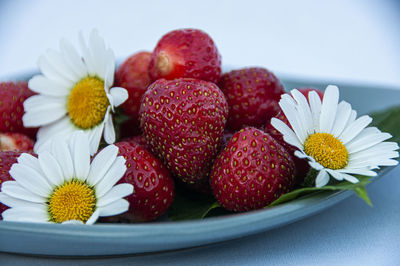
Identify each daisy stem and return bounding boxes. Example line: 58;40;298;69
302;168;318;187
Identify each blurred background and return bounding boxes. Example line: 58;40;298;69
0;0;400;87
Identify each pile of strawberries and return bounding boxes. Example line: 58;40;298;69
0;28;324;222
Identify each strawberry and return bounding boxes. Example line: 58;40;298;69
104;141;175;222
123;135;150;150
264;111;310;186
0;151;25;218
0;132;34;152
218;67;285;130
115;51;152;125
149;29;222;83
210;128;295;212
0;82;38;138
139;78;228;185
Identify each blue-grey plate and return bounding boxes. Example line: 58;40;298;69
0;71;399;256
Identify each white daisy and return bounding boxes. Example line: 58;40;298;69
0;131;133;224
23;29;128;155
271;85;399;188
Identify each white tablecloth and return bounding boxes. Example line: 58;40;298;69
0;1;399;265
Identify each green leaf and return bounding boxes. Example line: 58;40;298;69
168;190;222;221
370;106;400;146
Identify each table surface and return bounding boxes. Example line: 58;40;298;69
0;0;400;265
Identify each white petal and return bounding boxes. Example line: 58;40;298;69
105;51;116;87
88;29;107;79
88;123;104;156
103;108;115;144
28;75;70;96
79;31;96;76
98;198;129;217
309;161;324;171
1;181;46;203
87;144;119;186
340;173;360;184
59;38;88;79
331;101;352;137
345;110;357;128
69;131;90;180
326;169;344;181
38;151;64;186
347;131;392;154
45;48;80;82
17;153;44;176
95;156;127;198
279;96;307;143
97;183;134;207
319;85;339;133
9;164;52;197
51;137;74;180
23;103;66;127
37;54;74;86
291;89;313;135
340;115;373;144
85;209;100;225
308;91;322;132
271;118;303;150
36;116;74;140
315;170;330;187
110;87;128;107
294;150;308;159
1;206;49;223
338;168;377;177
0;192;46;209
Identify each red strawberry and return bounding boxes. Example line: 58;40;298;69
105;141;175;222
139;78;228;185
149;29;221;83
218;67;285;130
264;111;310;186
210;128;295;212
123;135;150;150
298;87;324;100
221;129;236;150
0;132;34;152
0;151;25;218
0;82;38;138
116;51;152;124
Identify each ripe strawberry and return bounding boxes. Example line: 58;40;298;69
115;51;152;125
210;128;295;212
105;141;175;222
0;82;38;138
264;111;310;186
123;135;150;150
139;78;228;185
218;67;285;130
149;29;222;83
0;132;34;152
0;151;25;218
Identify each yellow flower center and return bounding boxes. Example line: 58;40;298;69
304;133;348;170
67;77;109;129
48;179;96;223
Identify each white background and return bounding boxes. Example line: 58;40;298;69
0;0;400;265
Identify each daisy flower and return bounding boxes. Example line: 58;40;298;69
0;131;133;224
23;29;128;155
271;85;399;187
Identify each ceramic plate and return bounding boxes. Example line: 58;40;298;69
0;72;399;256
